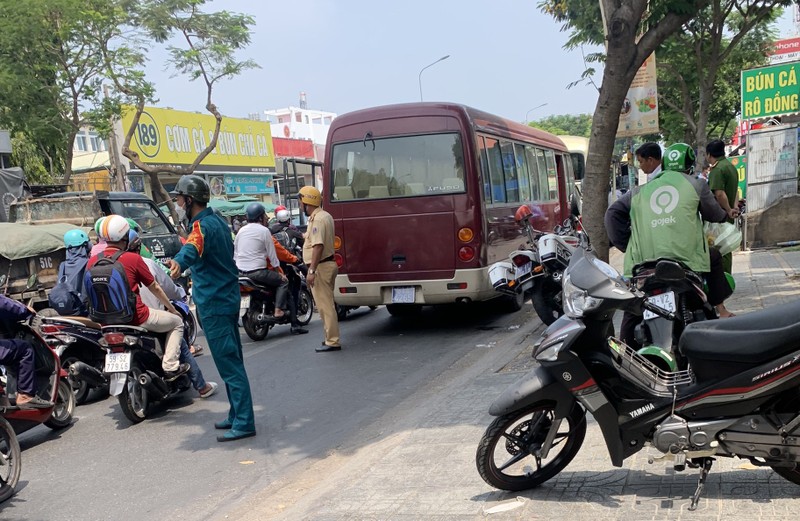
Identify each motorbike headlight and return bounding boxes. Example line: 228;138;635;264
562;273;603;318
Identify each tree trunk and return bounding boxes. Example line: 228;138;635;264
62;131;77;185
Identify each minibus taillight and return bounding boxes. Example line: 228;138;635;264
458;246;475;262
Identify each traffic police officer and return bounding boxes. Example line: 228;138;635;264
167;175;256;442
298;186;341;352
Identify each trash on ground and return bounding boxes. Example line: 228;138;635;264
483;496;526;514
508;325;520;330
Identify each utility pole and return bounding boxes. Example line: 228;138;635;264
103;85;127;191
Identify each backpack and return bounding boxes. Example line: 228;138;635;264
83;250;138;324
48;277;86;316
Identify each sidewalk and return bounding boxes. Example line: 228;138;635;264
225;249;800;521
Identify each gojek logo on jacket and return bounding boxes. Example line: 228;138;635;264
649;185;679;227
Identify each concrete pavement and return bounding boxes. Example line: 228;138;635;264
221;249;800;521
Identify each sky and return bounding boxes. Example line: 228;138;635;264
145;1;800;124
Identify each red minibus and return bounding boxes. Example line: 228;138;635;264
323;102;577;315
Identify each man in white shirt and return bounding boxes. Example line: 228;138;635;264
234;203;289;319
635;142;662;183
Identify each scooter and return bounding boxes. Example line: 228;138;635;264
239;263;313;341
0;315;76;502
477;243;800;511
66;300;198;424
39;298;199;405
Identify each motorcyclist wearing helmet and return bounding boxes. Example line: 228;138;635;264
299;186;341;352
167;174;256;442
127;230;217;399
605;143;735;345
87;215;189;380
50;229;92;316
90;216;108;257
269;209;308;335
234;202;290;320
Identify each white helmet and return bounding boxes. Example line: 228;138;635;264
276;209;291;223
98;214;131;242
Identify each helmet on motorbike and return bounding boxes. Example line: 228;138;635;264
637;345;678;373
98;214;131;242
514;205;533;224
276;209;291;223
245;202;266;222
127;230;142;253
64;229;90;248
663;143;696;174
169;174;210;203
298;186;322;207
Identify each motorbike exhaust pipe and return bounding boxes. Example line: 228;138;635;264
69;361;107;388
138;371;170;401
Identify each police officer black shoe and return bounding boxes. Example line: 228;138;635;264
164;363;191;381
316;343;341;352
290;326;308;335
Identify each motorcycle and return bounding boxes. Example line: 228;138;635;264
239;262;313;341
39;298;198;405
488;211;580;324
68;300;197;424
0;315;76;502
476;243;800;511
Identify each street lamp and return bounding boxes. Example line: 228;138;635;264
525;103;548;125
418;55;450;102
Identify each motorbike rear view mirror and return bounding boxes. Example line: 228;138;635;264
0;274;6;287
654;260;685;282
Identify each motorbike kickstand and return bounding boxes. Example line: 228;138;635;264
688;457;714;511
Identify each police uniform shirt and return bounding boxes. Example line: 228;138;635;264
302;207;335;264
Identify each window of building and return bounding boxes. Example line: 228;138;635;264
278;115;288;124
88;132;105;152
75;135;87;152
324;116;332;125
312;117;322;125
295;112;302;123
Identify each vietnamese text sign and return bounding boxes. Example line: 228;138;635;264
617;54;659;138
769;37;800;65
224;174;275;195
741;63;800;120
121;106;276;172
729;155;747;199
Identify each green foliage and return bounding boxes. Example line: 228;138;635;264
10;133;57;184
530;114;593;137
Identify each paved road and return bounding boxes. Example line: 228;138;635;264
3;302;532;521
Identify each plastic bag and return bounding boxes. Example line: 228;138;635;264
704;221;742;256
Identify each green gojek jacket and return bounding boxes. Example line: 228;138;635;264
624;170;710;276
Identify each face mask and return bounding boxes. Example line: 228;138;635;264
176;204;186;222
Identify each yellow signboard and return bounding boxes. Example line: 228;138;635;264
121;106;275;172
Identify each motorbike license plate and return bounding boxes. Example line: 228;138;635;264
644;291;676;320
391;286;415;304
516;262;533;277
104;352;131;373
240;296;250;309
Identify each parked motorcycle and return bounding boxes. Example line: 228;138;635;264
39;298;198;405
488;208;580;324
476;244;800;511
67;300;197;424
239;263;313;341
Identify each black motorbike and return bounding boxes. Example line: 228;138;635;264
239;262;313;341
476;244;800;510
39;299;198;405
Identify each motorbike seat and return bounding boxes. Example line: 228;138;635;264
679;298;800;364
238;276;275;293
47;316;102;329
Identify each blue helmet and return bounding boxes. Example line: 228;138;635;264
245;202;266;222
64;229;89;248
127;230;142;253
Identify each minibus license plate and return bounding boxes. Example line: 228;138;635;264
391;286;415;304
644;291;676;320
104;352;131;373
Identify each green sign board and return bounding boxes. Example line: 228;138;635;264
741;63;800;120
729;155;747;199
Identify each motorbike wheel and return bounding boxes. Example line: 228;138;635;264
296;290;314;326
505;290;526;312
62;355;91;405
532;280;564;326
771;464;800;485
0;416;20;503
243;312;270;341
185;310;198;345
118;365;148;424
45;379;76;430
476;401;586;491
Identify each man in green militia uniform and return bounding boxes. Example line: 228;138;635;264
167;175;256;442
706;139;740;274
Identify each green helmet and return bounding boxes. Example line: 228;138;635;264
170;174;210;203
125;217;141;232
663;143;696;173
94;216;107;234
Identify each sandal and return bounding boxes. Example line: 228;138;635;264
190;344;204;357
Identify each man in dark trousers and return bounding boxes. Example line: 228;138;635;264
0;295;52;408
167;175;256;442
